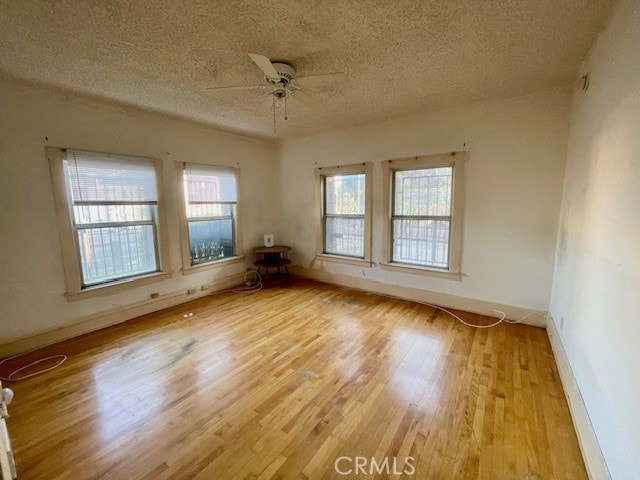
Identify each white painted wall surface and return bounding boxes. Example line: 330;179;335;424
276;90;571;315
0;79;276;345
550;0;640;478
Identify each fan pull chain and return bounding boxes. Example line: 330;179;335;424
284;94;288;120
273;94;276;134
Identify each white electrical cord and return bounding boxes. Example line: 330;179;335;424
218;270;544;329
210;269;263;294
424;303;548;329
230;270;263;293
0;355;67;382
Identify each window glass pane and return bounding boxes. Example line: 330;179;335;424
325;174;365;215
188;219;234;265
325;217;365;258
392;219;450;268
65;151;157;203
185;203;233;219
394;167;452;216
184;167;236;203
77;225;158;286
73;204;153;225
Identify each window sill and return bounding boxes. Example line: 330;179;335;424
65;271;173;302
379;262;462;281
181;255;245;275
315;254;372;267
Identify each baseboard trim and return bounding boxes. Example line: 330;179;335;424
0;273;242;357
547;316;611;480
291;265;547;327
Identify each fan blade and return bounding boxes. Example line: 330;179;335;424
255;94;274;117
248;53;279;80
292;90;322;109
205;84;266;91
294;73;345;89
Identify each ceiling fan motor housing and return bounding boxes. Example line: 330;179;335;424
268;63;295;86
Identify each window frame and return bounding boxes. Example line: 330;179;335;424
47;147;172;300
176;162;244;274
381;152;466;280
315;163;373;266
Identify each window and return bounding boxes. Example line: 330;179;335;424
317;164;372;263
179;164;242;271
324;174;365;257
47;148;171;298
392;166;452;268
383;153;465;278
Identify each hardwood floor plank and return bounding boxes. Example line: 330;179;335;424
2;279;587;479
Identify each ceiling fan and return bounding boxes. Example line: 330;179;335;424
206;53;345;133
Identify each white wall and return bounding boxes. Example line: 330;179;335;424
550;0;640;477
0;78;277;345
276;90;571;317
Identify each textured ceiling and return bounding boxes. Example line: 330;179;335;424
0;0;610;140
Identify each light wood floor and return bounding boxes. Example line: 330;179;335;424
3;279;586;479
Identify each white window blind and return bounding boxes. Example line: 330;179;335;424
63;150;160;287
183;165;237;265
65;150;158;203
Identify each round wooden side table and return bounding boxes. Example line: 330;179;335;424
253;245;291;282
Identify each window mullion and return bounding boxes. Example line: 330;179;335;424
391;215;451;221
187;215;234;222
73;200;157;206
75;220;155;229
